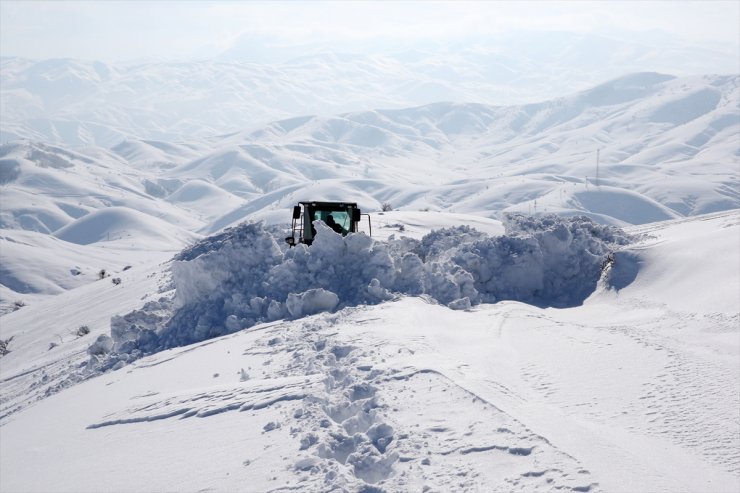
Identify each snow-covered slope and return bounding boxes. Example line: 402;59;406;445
0;73;737;307
2;31;738;146
0;228;169;298
0;210;737;492
0;140;203;234
1;29;738;490
52;206;199;247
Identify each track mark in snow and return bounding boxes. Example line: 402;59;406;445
380;372;600;492
259;311;602;490
87;374;323;429
597;306;740;476
247;313;596;491
521;363;559;400
511;301;740;481
0;350;89;424
636;344;740;475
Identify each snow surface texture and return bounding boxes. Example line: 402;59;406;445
98;215;629;364
0;212;737;493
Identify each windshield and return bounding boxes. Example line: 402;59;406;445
307;205;352;236
313;209;349;230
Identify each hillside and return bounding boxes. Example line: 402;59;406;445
2;31;738;147
1;74;737;232
1;73;737;309
2;7;739;492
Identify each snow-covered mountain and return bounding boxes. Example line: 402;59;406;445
2;72;738;235
1;45;739;492
2;31;738;146
1;72;737;307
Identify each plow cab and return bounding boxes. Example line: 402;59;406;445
286;201;371;246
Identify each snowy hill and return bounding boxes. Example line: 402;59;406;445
53;206;199;247
1;210;738;492
1;9;738;491
2;73;738;236
2;31;738;146
0;73;737;309
0;140;203;234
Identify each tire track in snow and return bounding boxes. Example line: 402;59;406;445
627;322;740;475
510;298;740;482
588;294;740;477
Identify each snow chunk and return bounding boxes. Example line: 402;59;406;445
88;334;113;356
286;289;339;318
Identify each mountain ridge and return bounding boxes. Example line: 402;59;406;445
3;30;738;146
1;73;737;245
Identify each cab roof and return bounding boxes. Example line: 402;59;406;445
299;201;358;208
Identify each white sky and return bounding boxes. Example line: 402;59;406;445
1;0;739;61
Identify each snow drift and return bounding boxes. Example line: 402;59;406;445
54;207;198;248
98;215;631;364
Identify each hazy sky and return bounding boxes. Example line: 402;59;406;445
1;0;739;61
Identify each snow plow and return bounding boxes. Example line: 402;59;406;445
285;201;371;246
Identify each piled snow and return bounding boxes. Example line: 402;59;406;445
102;215;630;360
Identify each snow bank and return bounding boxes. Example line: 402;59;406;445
102;215;630;362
